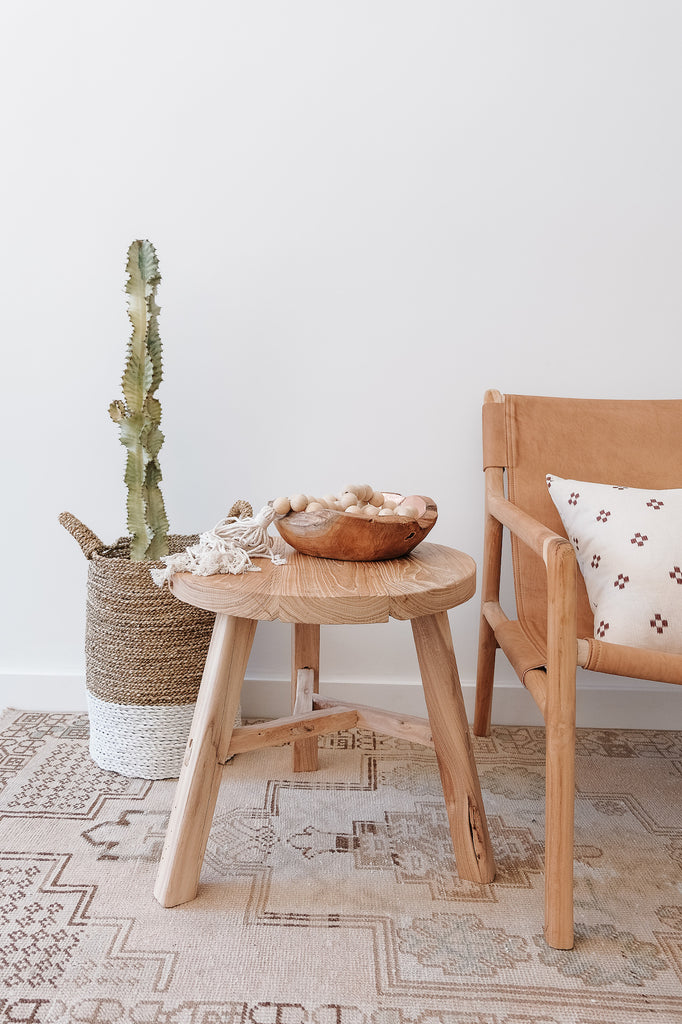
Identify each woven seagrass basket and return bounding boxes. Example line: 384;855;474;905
60;512;240;779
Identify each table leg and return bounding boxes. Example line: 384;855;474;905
291;623;320;772
154;614;257;907
411;611;495;884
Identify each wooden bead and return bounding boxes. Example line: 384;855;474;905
382;497;398;510
377;507;395;516
396;504;418;518
339;492;359;510
369;490;384;506
290;494;309;512
358;484;373;502
272;496;291;515
306;501;324;512
344;505;362;514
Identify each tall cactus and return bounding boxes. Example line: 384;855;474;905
109;240;170;561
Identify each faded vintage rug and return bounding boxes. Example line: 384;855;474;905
0;707;681;1023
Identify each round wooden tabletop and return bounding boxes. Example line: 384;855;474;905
169;538;476;625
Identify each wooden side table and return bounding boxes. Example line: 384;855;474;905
154;539;496;908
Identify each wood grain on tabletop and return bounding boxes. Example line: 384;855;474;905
169;539;476;624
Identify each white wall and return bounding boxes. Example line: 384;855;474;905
2;1;681;726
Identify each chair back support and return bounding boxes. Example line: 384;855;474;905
486;394;682;649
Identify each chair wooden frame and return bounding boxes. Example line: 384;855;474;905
474;388;682;950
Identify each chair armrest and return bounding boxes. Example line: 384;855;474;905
487;488;572;564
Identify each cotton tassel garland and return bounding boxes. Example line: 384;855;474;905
150;502;286;587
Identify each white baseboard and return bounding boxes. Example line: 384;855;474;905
3;674;90;713
0;672;679;730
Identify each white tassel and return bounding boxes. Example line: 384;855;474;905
151;504;286;587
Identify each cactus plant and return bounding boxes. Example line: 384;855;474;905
109;240;170;561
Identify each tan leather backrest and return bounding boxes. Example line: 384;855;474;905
489;394;682;648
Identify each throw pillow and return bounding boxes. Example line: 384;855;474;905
546;474;682;654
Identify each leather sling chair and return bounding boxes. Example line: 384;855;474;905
474;389;682;949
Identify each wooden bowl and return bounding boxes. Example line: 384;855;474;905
274;493;438;561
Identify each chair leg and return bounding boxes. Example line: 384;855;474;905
154;614;257;908
291;623;320;772
474;611;497;738
543;539;577;949
474;499;503;738
412;611;495;884
544;695;576;949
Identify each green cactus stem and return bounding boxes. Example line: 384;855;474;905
109;240;170;561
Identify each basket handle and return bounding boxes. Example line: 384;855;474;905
59;512;106;560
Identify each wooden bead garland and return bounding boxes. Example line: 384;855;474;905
272;485;419;519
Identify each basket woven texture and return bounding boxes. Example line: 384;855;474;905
60;512;238;780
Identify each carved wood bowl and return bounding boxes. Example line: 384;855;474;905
274;493;438;561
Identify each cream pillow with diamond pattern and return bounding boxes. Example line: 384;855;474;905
546;474;682;654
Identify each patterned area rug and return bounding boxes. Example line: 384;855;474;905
0;708;681;1023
